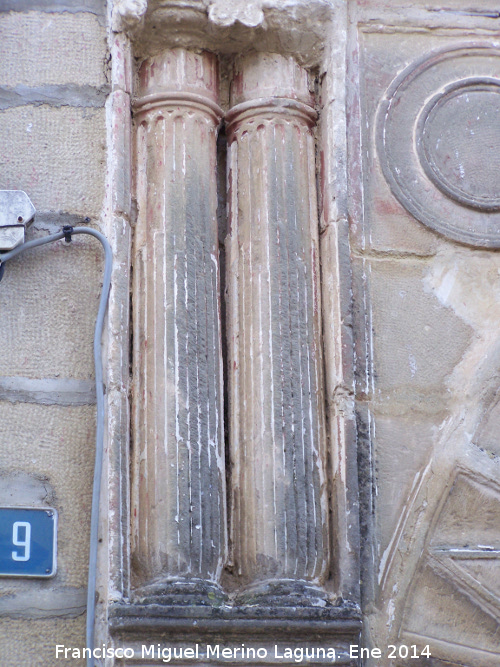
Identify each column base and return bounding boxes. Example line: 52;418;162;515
109;579;361;665
132;577;227;607
234;578;332;608
109;597;361;666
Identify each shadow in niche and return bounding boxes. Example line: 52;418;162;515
216;127;232;586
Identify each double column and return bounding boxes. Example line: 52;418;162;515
131;49;226;599
131;48;329;604
226;53;329;598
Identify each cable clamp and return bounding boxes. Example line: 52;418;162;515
63;225;74;243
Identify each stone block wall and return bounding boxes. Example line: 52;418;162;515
0;1;108;664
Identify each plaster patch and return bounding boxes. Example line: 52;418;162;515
0;471;54;506
0;377;96;405
0;0;105;20
0;84;110;110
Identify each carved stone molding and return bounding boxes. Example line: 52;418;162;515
417;78;500;213
377;44;500;247
400;471;500;666
130;48;226;599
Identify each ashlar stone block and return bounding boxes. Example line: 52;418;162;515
0;12;107;89
0;106;106;219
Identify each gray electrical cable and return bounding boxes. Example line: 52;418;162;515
0;227;112;667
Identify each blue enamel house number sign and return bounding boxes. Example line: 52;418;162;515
0;507;57;577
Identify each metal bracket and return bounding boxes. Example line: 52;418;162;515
0;191;36;251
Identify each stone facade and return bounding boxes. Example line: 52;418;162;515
0;1;499;666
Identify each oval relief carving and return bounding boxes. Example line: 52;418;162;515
377;45;500;247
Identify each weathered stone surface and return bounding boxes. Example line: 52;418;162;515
355;21;500;666
474;394;500;459
110;31;133;94
131;49;226;591
0;235;102;379
0;12;107;88
0;377;95;405
367;258;473;396
398;470;500;665
356;0;500;32
370;410;445;567
0;84;110;110
226;52;328;591
0;470;53;506
110;616;360;667
378;45;500;247
0;616;86;667
105;91;131;219
0;402;95;588
117;0;334;68
0;0;105;16
0;1;108;663
316;8;360;603
0;106;106;218
97;20;134;645
0;587;86;618
320;222;360;602
109;26;362;660
352;31;448;255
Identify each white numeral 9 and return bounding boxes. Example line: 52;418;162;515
12;521;31;562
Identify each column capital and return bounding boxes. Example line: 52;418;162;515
226;97;317;133
134;49;223;121
231;52;313;106
226;52;316;133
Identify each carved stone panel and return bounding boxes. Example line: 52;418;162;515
401;472;500;666
355;26;500;667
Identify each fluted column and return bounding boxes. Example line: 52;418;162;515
226;53;329;599
131;49;226;598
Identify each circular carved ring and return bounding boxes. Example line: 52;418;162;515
418;78;500;212
377;45;500;247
